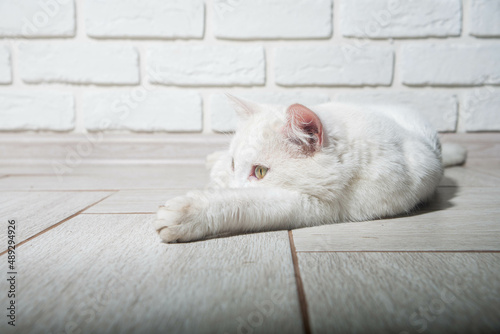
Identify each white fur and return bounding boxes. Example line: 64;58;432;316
155;98;464;243
441;143;467;167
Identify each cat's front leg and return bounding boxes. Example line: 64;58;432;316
154;187;324;243
154;191;210;242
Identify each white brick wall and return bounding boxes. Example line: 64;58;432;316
0;0;75;37
86;0;204;39
401;44;500;86
147;45;265;86
275;46;394;86
341;0;462;38
214;0;332;39
463;88;500;131
84;91;202;132
0;45;12;84
470;0;500;37
19;43;139;85
333;92;458;132
0;92;74;131
0;0;499;134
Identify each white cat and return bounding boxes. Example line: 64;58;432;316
154;95;466;243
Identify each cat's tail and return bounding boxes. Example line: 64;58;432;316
442;143;467;167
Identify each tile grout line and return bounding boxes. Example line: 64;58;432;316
288;230;312;334
0;192;117;256
0;188;193;192
82;212;154;215
0;189;121;192
296;250;500;253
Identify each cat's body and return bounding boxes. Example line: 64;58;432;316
154;97;465;242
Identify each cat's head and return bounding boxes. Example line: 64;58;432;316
216;95;328;190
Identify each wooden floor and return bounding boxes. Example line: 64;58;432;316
1;134;499;334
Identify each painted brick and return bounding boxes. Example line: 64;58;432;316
0;0;75;37
86;0;204;38
211;92;330;132
470;0;500;37
341;0;461;38
0;46;12;84
0;91;74;131
401;44;500;86
463;88;500;131
333;92;458;132
147;45;265;86
84;91;202;132
19;43;139;85
214;0;332;39
275;45;393;86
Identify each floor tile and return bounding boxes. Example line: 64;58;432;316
298;252;500;334
292;187;500;251
0;163;208;176
84;189;190;214
441;167;500;187
0;214;303;334
0;164;210;190
466;159;500;178
0;191;112;248
440;133;500;160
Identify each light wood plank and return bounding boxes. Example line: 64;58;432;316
441;166;500;187
0;163;208;176
466;159;500;178
440;133;500;160
298;252;500;334
0;164;56;174
0;134;230;162
0;191;111;247
0;214;303;334
293;187;500;251
0;164;210;190
84;189;189;213
1;166;497;190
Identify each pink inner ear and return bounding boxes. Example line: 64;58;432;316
286;103;323;148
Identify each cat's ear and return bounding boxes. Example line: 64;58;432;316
225;94;259;118
285;104;323;154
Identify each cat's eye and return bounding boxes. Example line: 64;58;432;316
254;166;268;179
231;158;235;171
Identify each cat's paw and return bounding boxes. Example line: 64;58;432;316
154;192;207;243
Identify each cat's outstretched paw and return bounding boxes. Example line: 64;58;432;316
154;192;207;243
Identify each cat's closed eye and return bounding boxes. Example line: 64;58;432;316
231;158;234;171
